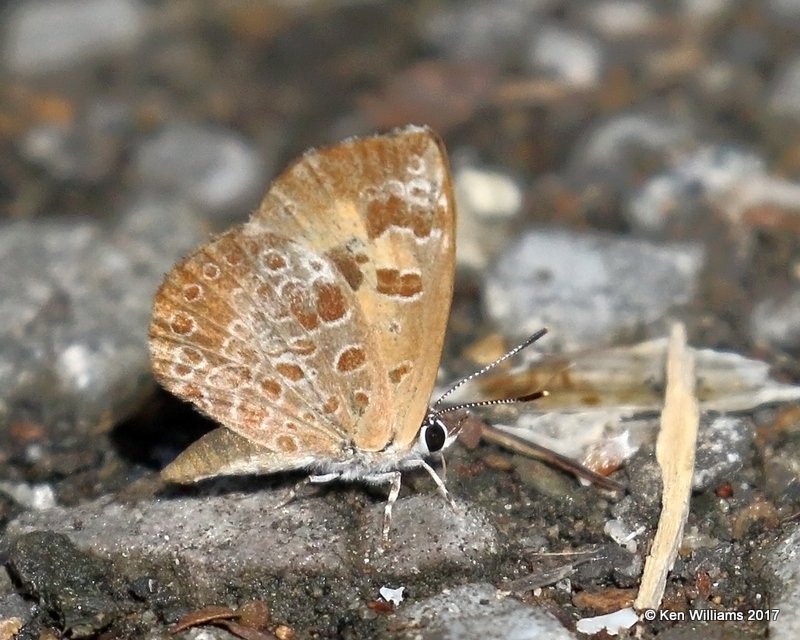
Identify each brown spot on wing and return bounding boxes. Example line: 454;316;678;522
260;378;282;401
170;314;196;335
172;363;192;378
353;390;369;413
277;435;298;452
263;251;287;270
315;282;347;322
183;284;202;302
326;245;364;290
336;346;366;372
207;365;252;388
389;362;412;384
323;396;339;414
376;269;423;297
222;244;245;266
181;383;203;401
276;362;304;381
366;196;433;239
181;347;204;365
202;262;220;279
282;281;319;330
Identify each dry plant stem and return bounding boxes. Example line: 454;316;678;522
480;424;625;492
634;323;699;611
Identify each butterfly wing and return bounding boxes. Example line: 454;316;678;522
150;125;455;482
150;225;385;467
252;125;456;450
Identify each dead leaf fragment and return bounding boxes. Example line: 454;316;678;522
0;618;22;640
236;600;271;629
171;605;237;634
573;588;637;614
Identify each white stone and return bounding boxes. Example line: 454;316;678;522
530;26;604;89
455;166;522;221
576;608;639;635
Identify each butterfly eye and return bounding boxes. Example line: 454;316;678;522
419;416;447;454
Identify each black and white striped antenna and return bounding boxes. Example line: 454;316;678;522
433;327;549;416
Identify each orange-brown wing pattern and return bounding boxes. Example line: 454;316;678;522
149;125;455;468
149;227;384;460
252;126;456;450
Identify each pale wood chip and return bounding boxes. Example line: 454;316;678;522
634;323;699;611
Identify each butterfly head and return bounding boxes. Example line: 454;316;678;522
415;409;462;457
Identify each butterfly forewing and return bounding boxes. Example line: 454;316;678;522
149;125;455;476
253;126;455;450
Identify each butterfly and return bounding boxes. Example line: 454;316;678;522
149;124;546;541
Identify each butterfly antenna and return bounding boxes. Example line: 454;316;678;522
433;327;549;412
436;390;550;420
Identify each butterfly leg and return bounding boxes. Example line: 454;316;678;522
277;476;309;508
418;459;459;512
278;472;341;508
309;473;341;483
383;471;403;543
361;471;403;543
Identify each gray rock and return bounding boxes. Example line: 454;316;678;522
6;489;498;604
569;112;693;183
134;122;269;220
584;1;658;40
419;0;554;63
693;416;754;491
0;588;33;628
7;531;121;636
751;290;800;351
7;492;350;604
20;98;132;184
769;55;800;119
627;145;766;233
768;0;800;27
0;481;56;511
454;165;522;222
0;594;32;639
0;198;206;438
3;0;145;74
764;437;800;502
769;525;800;640
366;495;498;572
386;582;574;639
484;230;704;350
